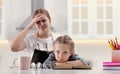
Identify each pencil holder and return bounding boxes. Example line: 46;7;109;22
112;50;120;62
118;45;120;50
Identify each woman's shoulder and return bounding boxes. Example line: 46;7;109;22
26;33;36;38
25;33;37;40
52;32;63;40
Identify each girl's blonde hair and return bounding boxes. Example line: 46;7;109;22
53;35;74;50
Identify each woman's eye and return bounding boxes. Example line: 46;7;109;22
36;19;46;24
37;21;40;24
42;19;46;22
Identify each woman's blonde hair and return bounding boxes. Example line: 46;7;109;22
33;8;51;22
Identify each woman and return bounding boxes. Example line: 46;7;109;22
10;8;61;56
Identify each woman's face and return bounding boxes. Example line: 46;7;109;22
35;13;51;33
54;43;73;63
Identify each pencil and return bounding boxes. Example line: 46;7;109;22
115;37;118;49
109;43;115;50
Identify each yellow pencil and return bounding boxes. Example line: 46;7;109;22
109;43;115;50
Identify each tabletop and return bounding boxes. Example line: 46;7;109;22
1;67;120;74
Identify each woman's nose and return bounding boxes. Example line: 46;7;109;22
37;20;44;26
40;21;44;26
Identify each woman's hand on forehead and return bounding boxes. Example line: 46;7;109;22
36;14;45;18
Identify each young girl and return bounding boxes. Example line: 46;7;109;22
43;35;89;69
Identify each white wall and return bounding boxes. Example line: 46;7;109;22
5;0;31;40
0;0;31;67
44;0;67;34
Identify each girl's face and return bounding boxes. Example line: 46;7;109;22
54;43;73;63
35;13;51;33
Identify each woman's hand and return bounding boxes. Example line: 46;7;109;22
26;14;42;30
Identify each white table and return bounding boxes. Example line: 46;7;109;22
1;67;120;74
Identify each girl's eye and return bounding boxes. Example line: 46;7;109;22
63;51;68;54
56;51;59;53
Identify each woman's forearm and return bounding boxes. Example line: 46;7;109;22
10;25;32;52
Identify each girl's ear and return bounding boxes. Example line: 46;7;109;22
70;49;74;55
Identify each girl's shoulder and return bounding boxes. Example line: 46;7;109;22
49;53;55;57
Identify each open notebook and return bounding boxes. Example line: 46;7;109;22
54;65;92;70
54;61;92;70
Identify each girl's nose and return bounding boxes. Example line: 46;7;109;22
58;53;63;59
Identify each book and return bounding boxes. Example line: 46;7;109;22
54;65;92;70
103;62;120;70
54;60;92;70
103;62;120;66
103;66;120;70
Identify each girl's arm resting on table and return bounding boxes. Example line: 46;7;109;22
55;60;85;68
71;54;90;66
66;60;84;67
42;53;55;69
54;54;89;67
55;61;72;66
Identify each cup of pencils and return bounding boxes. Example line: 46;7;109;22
108;37;120;62
112;50;120;62
108;37;120;50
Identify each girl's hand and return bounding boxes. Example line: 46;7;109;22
67;60;84;67
55;61;72;66
55;61;66;65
